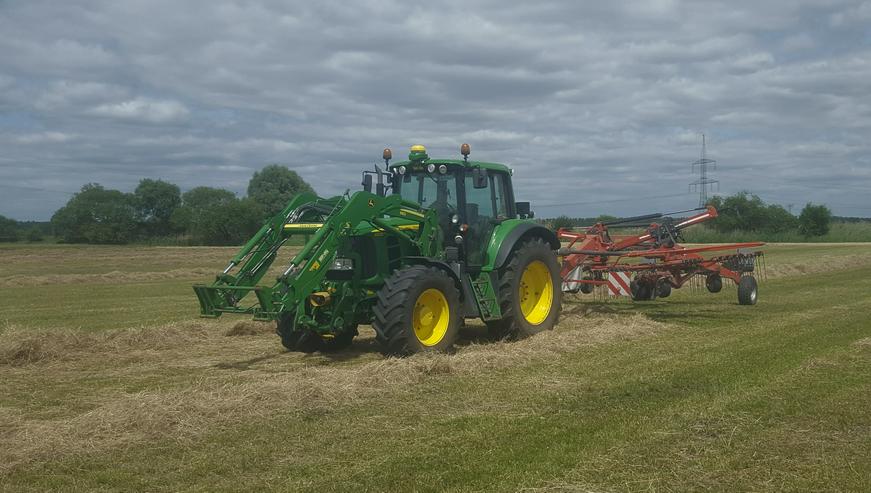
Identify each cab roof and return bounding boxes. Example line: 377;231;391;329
388;159;511;174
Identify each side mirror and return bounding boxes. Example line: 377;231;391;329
473;168;488;189
516;201;530;218
362;174;373;193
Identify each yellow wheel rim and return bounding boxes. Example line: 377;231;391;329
413;288;450;346
519;260;553;325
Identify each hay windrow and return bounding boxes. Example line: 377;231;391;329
0;268;217;287
0;313;668;472
0;322;214;366
224;321;276;337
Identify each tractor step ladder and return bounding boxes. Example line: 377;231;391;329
471;273;502;321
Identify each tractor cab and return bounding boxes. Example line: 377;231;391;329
386;144;529;267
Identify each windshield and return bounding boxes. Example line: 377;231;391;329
396;170;458;212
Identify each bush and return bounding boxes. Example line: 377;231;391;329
798;203;832;237
248;165;315;218
0;215;19;242
26;229;44;242
550;215;577;230
51;184;137;244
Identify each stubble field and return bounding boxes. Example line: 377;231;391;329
1;243;870;491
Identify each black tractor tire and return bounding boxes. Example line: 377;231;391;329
276;315;323;353
706;274;723;293
373;266;461;356
657;280;672;298
737;276;758;305
488;237;562;340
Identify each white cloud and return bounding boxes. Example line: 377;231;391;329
88;98;190;124
14;132;76;144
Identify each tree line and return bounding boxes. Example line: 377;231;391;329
545;192;835;237
0;165;314;245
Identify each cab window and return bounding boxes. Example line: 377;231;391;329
396;171;458;212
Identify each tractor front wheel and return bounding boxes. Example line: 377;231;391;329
373;266;461;356
488;237;561;340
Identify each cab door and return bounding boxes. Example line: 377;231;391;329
460;169;512;268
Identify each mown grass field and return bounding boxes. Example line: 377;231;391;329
1;243;870;491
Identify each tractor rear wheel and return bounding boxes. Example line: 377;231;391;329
488;237;561;340
373;266;461;356
737;276;758;305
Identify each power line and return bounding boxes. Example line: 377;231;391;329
534;192;689;208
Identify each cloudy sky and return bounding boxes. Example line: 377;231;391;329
1;0;870;221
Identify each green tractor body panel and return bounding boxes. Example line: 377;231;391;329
194;146;559;348
481;220;560;272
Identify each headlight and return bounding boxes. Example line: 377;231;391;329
438;164;447;174
331;258;354;271
396;165;406;175
451;214;459;224
426;163;436;173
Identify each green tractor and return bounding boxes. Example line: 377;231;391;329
194;144;561;355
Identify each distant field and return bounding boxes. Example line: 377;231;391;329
1;243;870;491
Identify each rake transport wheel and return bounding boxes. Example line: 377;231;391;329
630;278;656;301
373;266;461;356
276;314;322;353
487;237;561;340
656;280;672;298
737;275;758;305
706;273;723;293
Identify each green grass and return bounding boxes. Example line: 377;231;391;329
1;244;870;491
682;221;871;243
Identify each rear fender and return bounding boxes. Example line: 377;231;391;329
483;220;559;272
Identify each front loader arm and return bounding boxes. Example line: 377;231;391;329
193;190;437;321
267;192;437;319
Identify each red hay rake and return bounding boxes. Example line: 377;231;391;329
557;206;765;305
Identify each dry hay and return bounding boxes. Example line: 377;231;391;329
224;321;276;337
853;337;871;347
764;251;871;280
0;268;217;287
0;322;213;366
0;312;668;473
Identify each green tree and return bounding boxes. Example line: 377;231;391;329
172;187;262;245
762;204;798;233
708;193;766;232
191;198;263;245
549;215;576;230
798;203;832;237
134;178;181;237
51;184;137;244
247;165;315;218
26;228;44;242
0;214;19;242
